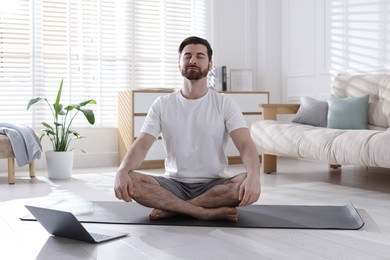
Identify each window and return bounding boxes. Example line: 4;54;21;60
0;0;207;127
329;0;390;73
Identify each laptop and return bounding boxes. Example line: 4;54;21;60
25;205;129;243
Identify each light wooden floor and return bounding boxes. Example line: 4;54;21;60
1;158;390;260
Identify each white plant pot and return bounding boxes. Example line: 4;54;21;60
45;150;74;179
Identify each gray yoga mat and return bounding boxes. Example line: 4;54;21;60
21;201;364;230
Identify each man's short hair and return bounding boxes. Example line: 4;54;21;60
178;36;213;61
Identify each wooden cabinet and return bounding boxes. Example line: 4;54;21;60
118;89;269;169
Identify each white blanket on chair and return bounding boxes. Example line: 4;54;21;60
0;123;42;167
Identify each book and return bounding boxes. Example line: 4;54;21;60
222;66;227;91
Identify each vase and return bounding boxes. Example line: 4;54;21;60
45;150;74;179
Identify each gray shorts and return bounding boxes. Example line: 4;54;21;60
153;176;227;201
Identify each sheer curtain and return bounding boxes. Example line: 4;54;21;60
0;0;207;127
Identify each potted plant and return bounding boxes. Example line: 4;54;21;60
27;79;96;179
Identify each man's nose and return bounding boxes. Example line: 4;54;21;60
189;57;197;65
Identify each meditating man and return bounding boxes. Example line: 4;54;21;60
114;36;261;221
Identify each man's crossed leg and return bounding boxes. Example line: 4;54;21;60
126;172;247;221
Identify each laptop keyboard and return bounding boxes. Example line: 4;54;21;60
90;232;113;241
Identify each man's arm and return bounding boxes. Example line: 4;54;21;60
114;132;156;202
230;127;261;206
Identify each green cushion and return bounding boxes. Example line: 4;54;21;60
327;95;369;129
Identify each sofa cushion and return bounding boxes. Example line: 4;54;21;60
327;95;369;129
292;97;328;127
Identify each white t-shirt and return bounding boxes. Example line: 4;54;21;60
140;88;248;183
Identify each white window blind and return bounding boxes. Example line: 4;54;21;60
131;0;207;89
0;0;207;127
0;0;32;123
329;0;390;73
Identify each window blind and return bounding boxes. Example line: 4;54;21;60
0;0;207;127
329;0;390;73
0;0;32;123
131;0;207;89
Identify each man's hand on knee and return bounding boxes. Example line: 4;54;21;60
238;174;261;206
114;170;134;202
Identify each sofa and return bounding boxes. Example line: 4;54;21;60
251;73;390;173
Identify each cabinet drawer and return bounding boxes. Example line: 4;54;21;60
134;92;173;113
224;93;268;113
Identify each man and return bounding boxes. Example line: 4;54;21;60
114;36;260;221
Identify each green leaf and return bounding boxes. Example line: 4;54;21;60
68;129;79;135
41;122;54;130
65;105;76;111
54;79;64;117
80;109;95;125
58;110;66;116
79;99;97;106
27;97;46;110
41;128;55;136
39;133;46;142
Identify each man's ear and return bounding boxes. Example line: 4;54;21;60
208;60;213;71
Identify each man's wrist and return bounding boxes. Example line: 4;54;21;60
118;167;132;175
246;170;260;180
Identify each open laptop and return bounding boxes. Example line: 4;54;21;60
25;205;129;243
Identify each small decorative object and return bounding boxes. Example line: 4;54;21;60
27;79;96;179
230;69;253;91
222;66;227;91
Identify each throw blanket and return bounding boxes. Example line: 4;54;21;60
0;123;42;167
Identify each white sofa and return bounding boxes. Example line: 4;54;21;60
251;74;390;173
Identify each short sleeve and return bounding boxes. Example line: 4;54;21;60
223;96;247;133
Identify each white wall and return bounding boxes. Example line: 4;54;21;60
281;0;332;103
257;0;282;103
212;0;283;102
212;0;259;91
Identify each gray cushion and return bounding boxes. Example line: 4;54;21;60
327;95;369;129
292;97;328;127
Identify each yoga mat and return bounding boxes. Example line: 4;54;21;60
21;201;364;230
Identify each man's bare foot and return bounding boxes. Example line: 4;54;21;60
149;207;239;222
199;207;238;222
149;208;177;220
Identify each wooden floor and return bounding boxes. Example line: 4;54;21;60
1;158;390;260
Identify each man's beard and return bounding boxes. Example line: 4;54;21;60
181;66;209;80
